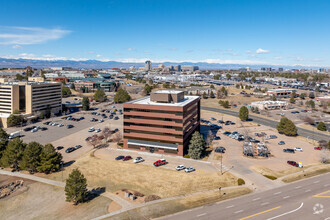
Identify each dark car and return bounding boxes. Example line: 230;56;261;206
278;141;285;145
109;115;113;119
213;136;221;140
114;116;119;120
115;155;125;160
225;121;231;125
74;145;82;150
287;160;299;167
218;120;225;124
223;131;231;135
56;146;64;150
41;127;48;131
23;127;33;132
114;128;119;132
215;147;226;153
65;147;75;153
122;156;132;161
283;148;295;153
67;124;74;129
80;117;85;120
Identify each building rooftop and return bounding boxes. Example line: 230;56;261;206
153;90;182;94
126;95;199;107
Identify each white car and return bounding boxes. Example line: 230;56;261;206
280;113;285;116
176;165;186;171
294;147;303;152
99;119;104;123
95;128;101;133
58;124;64;127
133;157;144;163
88;127;95;132
185;166;195;173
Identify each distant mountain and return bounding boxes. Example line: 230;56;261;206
0;57;326;70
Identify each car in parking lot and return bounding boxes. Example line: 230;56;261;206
109;115;113;119
133;157;144;163
123;156;132;161
225;121;231;125
269;135;277;139
58;124;64;127
213;136;221;140
99;119;104;123
90;118;97;122
184;166;195;173
176;165;186;171
314;146;323;150
115;155;125;160
95;128;101;133
210;117;216;121
74;145;82;150
65;147;75;153
218;120;225;124
40;127;48;131
223;131;231;135
114;116;119;120
153;159;167;167
283;148;295;153
88;127;95;132
67;124;74;129
294;147;303;152
24;127;33;132
56;146;64;150
287;160;299;167
215;147;226;153
278;141;285;145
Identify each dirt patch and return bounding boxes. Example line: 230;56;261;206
0;175;35;200
46;154;238;199
108;201;122;213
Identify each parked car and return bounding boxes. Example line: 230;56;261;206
58;124;64;127
56;146;64;150
95;128;101;133
210;117;216;121
184;166;195;173
283;148;295;153
109;115;113;119
278;141;285;145
213;136;221;140
153;159;167;167
270;135;277;139
99;119;104;123
176;165;186;171
74;145;82;150
287;160;299;167
114;116;119;120
123;156;132;161
67;124;74;129
133;157;144;163
223;131;231;135
23;127;33;132
294;147;303;152
115;155;125;160
88;127;95;132
215;147;226;153
65;147;75;153
314;147;323;150
41;127;48;131
225;121;231;125
218;120;225;124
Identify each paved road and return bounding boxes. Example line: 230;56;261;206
202;106;330;141
163;173;330;220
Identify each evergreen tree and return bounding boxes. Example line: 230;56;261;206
0;138;26;170
62;86;72;97
188;131;206;159
309;92;315;99
20;141;43;173
70;83;76;90
271;94;277;101
0;128;9;163
317;121;326;131
38;144;63;174
289;97;296;104
299;93;306;99
239;106;249;121
202;91;208;99
144;84;152;94
114;88;131;103
210;90;215;98
93;89;106;102
7;112;23;127
82;97;90;111
277;117;297;136
65;168;88;205
210;84;215;89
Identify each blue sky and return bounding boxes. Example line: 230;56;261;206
0;0;329;66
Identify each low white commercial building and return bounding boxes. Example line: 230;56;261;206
250;101;288;110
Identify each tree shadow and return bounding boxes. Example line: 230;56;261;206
63;160;75;168
86;187;106;202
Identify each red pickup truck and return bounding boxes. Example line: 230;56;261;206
153;159;168;167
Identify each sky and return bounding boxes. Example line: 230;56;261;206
0;0;330;67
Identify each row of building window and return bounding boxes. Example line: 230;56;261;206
124;108;183;115
124;122;183;131
124;136;183;144
124;115;183;123
124;129;183;138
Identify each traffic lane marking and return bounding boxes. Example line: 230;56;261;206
313;190;330;198
196;213;207;217
252;197;261;201
266;202;303;220
235;210;244;214
239;206;281;220
273;192;281;195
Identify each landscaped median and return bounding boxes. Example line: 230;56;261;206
281;165;330;183
109;187;252;220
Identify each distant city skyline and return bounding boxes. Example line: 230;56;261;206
1;0;330;67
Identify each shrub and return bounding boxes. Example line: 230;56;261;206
263;175;277;180
183;154;190;158
237;178;245;185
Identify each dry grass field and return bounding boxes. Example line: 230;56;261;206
251;164;316;179
0;182;111;220
46;154;239;198
282;165;330;183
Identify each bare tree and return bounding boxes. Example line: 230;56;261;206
112;132;123;143
87;134;101;148
205;130;213;147
321;101;328;112
303;116;315;125
102;126;113;142
320;149;329;164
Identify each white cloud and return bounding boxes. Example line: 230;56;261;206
256;48;270;54
12;44;23;49
96;54;102;57
0;26;71;45
245;50;253;54
273;56;282;60
19;53;35;58
295;57;304;61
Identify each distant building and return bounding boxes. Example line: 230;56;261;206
251;101;288;110
158;64;165;69
145;60;152;71
181;66;199;71
267;89;295;98
174;65;182;71
123;90;200;156
278;68;284;72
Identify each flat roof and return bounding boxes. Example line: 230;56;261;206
153;90;182;94
126;95;199;107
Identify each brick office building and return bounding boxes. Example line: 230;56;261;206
123;90;200;156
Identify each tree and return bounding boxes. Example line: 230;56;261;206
219;100;230;108
39;112;45;119
16;74;24;81
188;131;206;159
87;135;101;148
309;92;315;99
303;116;315;125
213;75;220;80
317;121;326;131
112;132;123;144
102;127;113;142
70;83;76;90
0;138;26;170
306;100;315;109
20;141;43;173
37;144;62;174
7;112;23;127
271;94;277;101
144;84;152;95
62;86;72;98
202;91;208;99
251;76;256;82
0;128;9;162
170;84;176;89
114;88;131;103
277;117;297;136
299;93;306;99
93;89;106;102
65;168;88;205
210;90;215;98
82;97;90;111
235;84;240;89
220;87;228;96
226;74;231;80
239;106;249;121
210;84;215;89
289;97;296;104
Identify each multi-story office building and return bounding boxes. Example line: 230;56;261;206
123;90;200;156
145;60;152;71
0;78;62;128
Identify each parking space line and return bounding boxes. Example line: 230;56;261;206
197;213;207;217
283;196;290;199
314;180;320;183
226;205;234;208
235;210;244;214
252;197;261;201
305;189;311;192
273;192;281;195
295;186;302;189
261;202;269;206
239;206;281;220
